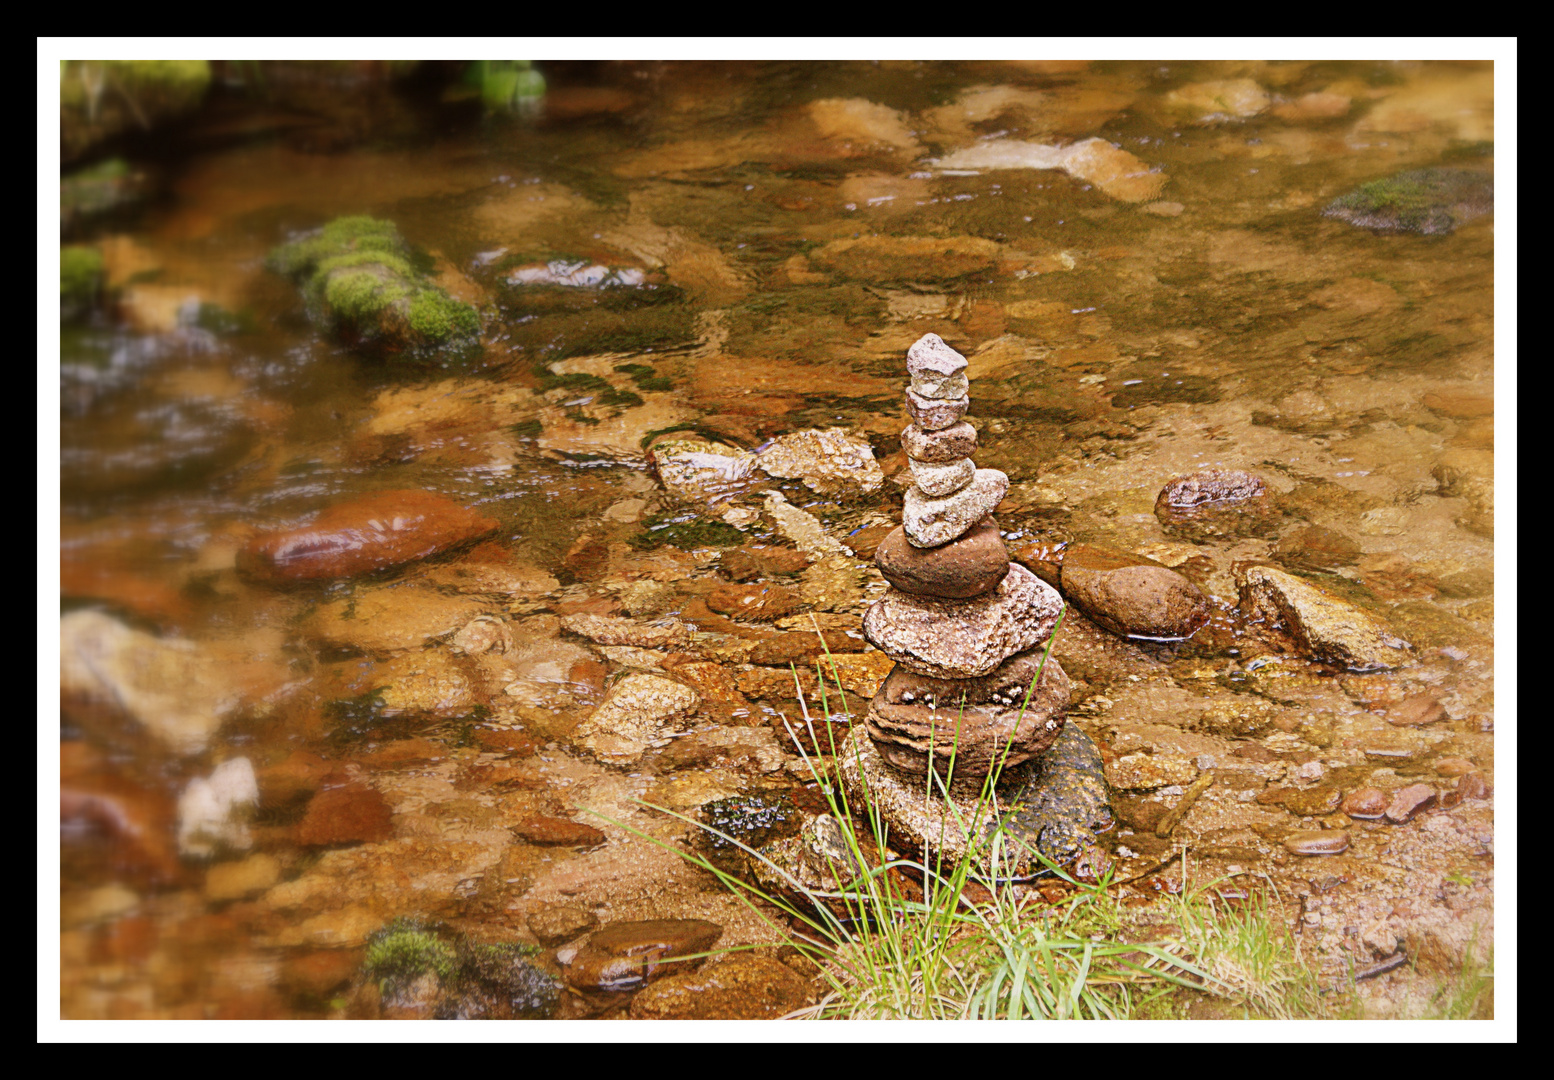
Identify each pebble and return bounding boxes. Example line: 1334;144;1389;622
648;439;757;503
903;468;1009;547
1457;772;1491;801
904;388;969;431
1155;469;1277;540
1434;757;1476;777
902;420;977;463
1283;830;1350;856
559;613;691;649
908;456;976;497
1386;693;1448;726
1340;787;1389;819
910;370;970;401
873;516;1009;599
512;815;606;847
295;777;394;846
177;758;259;859
863;563;1063;679
1385;783;1438;824
906;332;968;379
237;490;498;585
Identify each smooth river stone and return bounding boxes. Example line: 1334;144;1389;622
902;421;976;463
865;657;1070;782
904;468;1008;548
905;389;969;431
908;456;976;497
911;370;970;401
862;562;1063;679
874;515;1008;599
1058;543;1209;641
906;332;968;378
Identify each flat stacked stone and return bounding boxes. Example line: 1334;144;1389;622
864;334;1069;783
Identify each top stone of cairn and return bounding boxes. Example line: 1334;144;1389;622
906;333;968;379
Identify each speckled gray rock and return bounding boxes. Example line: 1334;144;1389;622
902;421;976;463
905;389;969;431
904;468;1008;547
906;333;968;378
908;457;975;497
1238;565;1411;671
837;722;1115;877
911;370;970;401
866;656;1070;781
573;674;700;763
862;562;1063;679
755;427;884;497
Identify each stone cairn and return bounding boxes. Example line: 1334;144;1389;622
861;334;1071;785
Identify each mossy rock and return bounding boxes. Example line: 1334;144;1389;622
1323;168;1493;235
60;245;105;320
362;918;559;1019
268;216;480;360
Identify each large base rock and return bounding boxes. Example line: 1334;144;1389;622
836;723;1115;878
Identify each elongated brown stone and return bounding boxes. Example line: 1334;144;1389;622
874;515;1008;599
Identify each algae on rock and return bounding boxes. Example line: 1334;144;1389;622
268;216;481;359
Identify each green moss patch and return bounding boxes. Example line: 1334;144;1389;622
1324;168;1493;235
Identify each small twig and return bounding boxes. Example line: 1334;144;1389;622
1354;951;1408;981
1156;773;1215;838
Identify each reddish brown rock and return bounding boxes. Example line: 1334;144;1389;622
1433;756;1476;777
295;779;394;846
901;420;977;463
1272;526;1362;572
874;516;1009;599
513;815;606;847
1059;544;1209;641
628;955;809;1020
720;545;812;582
1385;783;1438;824
1010;540;1066;589
528;905;599;948
865;657;1070;781
1340;787;1389;819
706;582;802;622
1154;469;1277;540
1283;830;1350;855
747;630;862;666
1386;693;1448;726
238;490;499;585
1457;772;1491;801
564;919;722;992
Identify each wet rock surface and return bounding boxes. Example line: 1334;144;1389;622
627;954;809;1019
563;919;722;992
1154;469;1277;540
902;468;1010;548
1323;167;1493;235
1058;543;1209;641
756;427;883;497
1238;565;1412;671
238;490;498;585
573;674;700;763
874;516;1009;599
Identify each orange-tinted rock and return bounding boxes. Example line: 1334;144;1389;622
59;559;193;627
237;490;499;585
1059;543;1209;641
707;582;802;622
1384;783;1437;824
282;948;365;997
875;516;1010;599
1340;787;1389;819
1385;693;1448;726
513;815;606;847
628;955;809;1020
747;630;861;666
295;779;394;846
257;751;333;808
1457;772;1491;800
565;919;722;992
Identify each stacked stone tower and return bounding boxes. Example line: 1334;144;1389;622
862;334;1071;784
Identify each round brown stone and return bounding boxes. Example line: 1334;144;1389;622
1059;543;1209;641
874;515;1009;599
902;421;977;463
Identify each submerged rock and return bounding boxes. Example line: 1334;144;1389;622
573;673;700;763
628;955;809;1020
808;235;1002;283
238;490;499;585
1324;168;1493;236
176;758;258;860
756;427;883;497
564;919;722;992
649;438;758;503
1238;565;1411;671
1154;469;1277;540
931;137;1166;202
267;216;480;357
